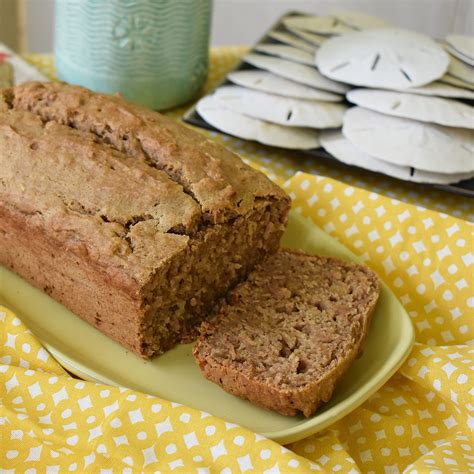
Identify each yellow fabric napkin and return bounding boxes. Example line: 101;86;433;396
1;171;472;473
284;172;473;473
0;305;317;472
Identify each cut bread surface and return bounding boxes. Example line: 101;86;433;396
193;249;380;417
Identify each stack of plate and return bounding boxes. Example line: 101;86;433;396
195;11;474;185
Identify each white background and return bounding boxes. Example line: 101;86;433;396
24;0;474;53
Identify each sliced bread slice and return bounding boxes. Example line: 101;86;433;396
193;249;380;417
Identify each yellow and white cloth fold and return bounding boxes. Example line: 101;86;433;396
1;171;472;473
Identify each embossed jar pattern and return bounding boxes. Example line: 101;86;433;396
55;0;212;110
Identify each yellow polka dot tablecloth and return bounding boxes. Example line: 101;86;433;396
1;49;473;473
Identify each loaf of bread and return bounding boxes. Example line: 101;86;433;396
0;82;290;358
193;249;379;417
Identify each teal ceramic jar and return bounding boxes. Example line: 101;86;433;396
55;0;212;110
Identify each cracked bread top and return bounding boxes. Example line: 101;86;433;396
1;107;201;234
0;84;289;293
9;81;288;223
0;97;192;292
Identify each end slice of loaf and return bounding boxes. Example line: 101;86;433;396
193;249;380;417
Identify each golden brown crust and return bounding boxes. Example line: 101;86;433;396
9;81;289;223
0;107;195;289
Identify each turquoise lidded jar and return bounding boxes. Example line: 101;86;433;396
55;0;212;110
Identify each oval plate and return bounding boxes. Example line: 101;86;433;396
0;211;414;444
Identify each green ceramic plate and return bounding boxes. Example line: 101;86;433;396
0;211;414;444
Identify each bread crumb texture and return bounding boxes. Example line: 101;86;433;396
194;250;379;416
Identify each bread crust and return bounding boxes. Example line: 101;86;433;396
0;204;145;353
9;81;289;223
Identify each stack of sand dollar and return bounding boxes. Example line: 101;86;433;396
196;11;474;185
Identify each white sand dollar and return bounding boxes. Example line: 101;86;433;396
342;107;474;173
446;45;474;66
333;10;391;30
243;53;349;94
227;70;343;102
446;34;474;62
440;73;474;90
316;29;449;88
346;89;474;128
389;82;474;100
267;31;316;53
196;95;320;150
284;26;327;46
214;85;347;128
254;44;315;66
320;130;473;184
447;53;474;85
283;15;354;35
